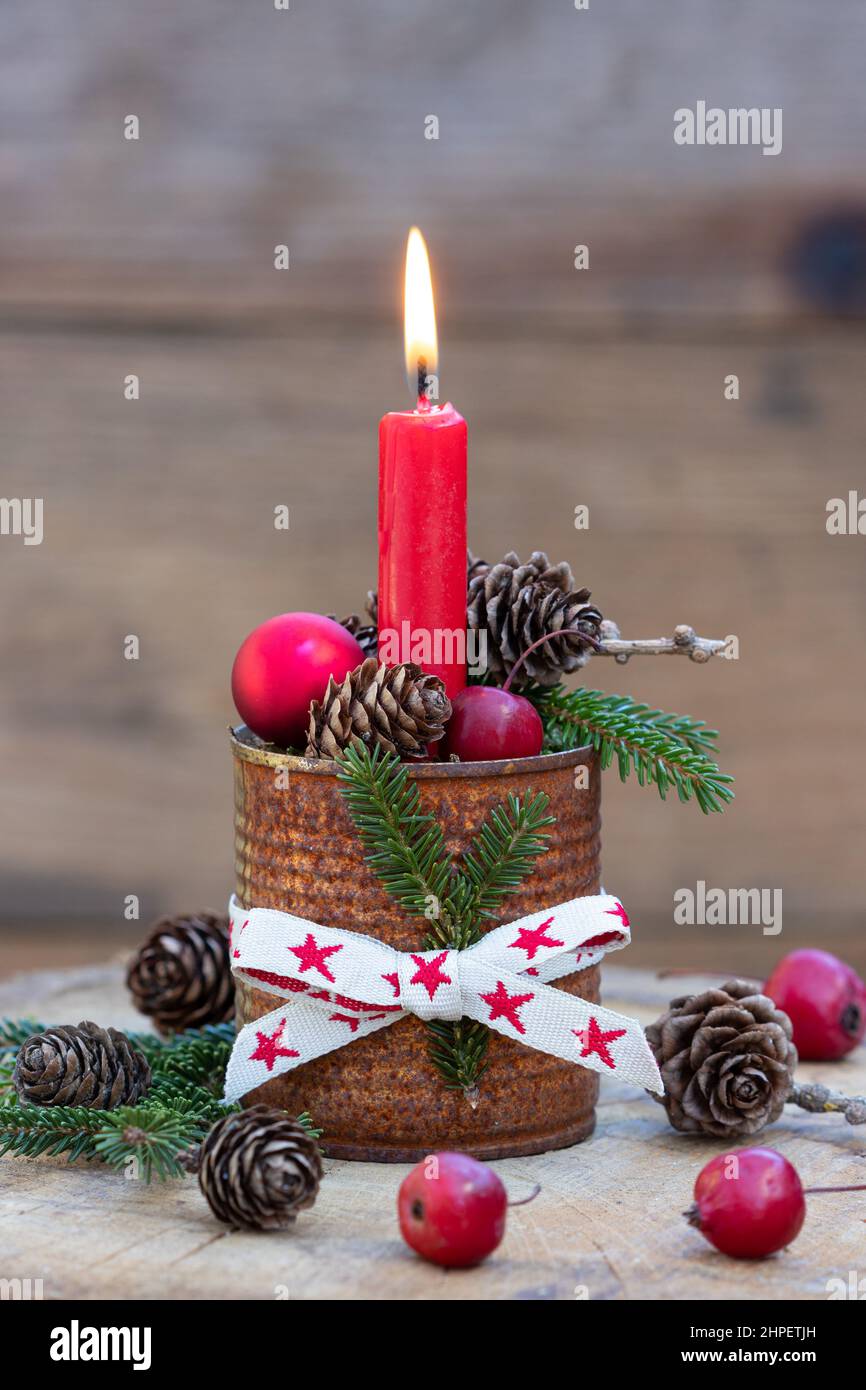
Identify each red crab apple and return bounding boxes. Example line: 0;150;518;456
686;1147;806;1260
398;1152;507;1267
442;686;543;762
231;612;364;748
764;949;866;1061
442;624;601;762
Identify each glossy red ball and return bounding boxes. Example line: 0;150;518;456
688;1147;806;1259
398;1152;507;1268
442;686;543;762
231;612;364;748
765;949;866;1061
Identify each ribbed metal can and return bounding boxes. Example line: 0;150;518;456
231;727;603;1161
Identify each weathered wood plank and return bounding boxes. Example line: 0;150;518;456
1;325;864;966
0;964;863;1301
1;2;864;320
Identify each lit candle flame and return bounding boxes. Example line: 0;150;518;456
404;227;438;408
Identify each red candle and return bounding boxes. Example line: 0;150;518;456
378;229;467;698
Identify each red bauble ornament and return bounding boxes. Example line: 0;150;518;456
231;612;364;748
397;1151;507;1267
686;1147;805;1260
765;949;866;1061
442;686;543;762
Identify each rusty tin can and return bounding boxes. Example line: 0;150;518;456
231;726;603;1161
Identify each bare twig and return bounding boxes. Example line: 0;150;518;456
804;1185;866;1195
790;1081;866;1126
598;620;728;665
507;1183;541;1207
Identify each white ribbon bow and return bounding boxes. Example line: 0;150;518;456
224;893;663;1103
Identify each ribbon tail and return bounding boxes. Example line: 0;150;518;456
223;999;402;1105
460;962;663;1095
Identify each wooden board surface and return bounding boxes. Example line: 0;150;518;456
1;961;864;1301
2;322;865;975
2;1;864;322
2;4;866;966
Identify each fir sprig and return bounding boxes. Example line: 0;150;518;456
336;747;554;1093
336;742;455;924
145;1022;235;1091
91;1107;206;1182
0;1018;44;1052
0;1021;319;1180
426;1018;490;1096
538;686;734;814
459;792;556;929
0;1104;109;1162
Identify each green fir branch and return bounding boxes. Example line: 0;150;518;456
146;1024;236;1091
538;686;734;814
336;743;455;923
0;1104;108;1162
459;791;555;928
426;1019;490;1093
0;1021;320;1179
335;747;556;1096
144;1078;234;1126
631;707;720;756
0;1018;45;1052
92;1106;212;1181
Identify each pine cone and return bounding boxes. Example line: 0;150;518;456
646;980;797;1138
126;912;234;1034
467;550;602;686
197;1106;322;1231
13;1021;151;1109
331;614;378;661
307;658;451;759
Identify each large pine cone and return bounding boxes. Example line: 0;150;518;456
307;658;451;759
197;1107;322;1231
467;550;602;686
13;1021;151;1109
126;912;234;1034
646;980;797;1138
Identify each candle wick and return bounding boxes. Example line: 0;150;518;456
416;358;431;412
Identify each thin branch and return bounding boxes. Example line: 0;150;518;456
598;620;729;664
789;1081;866;1126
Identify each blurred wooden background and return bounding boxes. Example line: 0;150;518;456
1;1;865;976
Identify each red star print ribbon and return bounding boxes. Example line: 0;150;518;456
223;893;663;1103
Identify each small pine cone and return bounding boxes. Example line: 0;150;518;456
13;1021;151;1109
467;549;602;686
331;613;378;661
126;912;234;1034
197;1106;322;1231
646;980;797;1139
307;658;451;759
